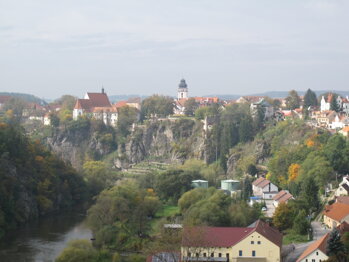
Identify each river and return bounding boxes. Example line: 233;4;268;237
0;207;92;262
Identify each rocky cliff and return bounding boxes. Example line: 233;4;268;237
116;119;206;169
45;119;206;170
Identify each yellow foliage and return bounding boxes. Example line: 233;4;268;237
266;172;271;180
35;155;44;162
277;176;287;187
288;163;300;182
0;122;8;128
305;134;318;148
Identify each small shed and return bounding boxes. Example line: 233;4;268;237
221;179;240;192
192;180;208;189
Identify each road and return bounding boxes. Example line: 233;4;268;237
283;222;329;262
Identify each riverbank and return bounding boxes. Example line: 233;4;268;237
0;206;92;262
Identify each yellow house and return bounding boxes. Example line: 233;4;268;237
323;202;349;229
181;220;282;262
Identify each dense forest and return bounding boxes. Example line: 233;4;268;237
0;120;87;238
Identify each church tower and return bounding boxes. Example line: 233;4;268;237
177;79;188;100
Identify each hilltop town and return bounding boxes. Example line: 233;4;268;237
2;82;349;262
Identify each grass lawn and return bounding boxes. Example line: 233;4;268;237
150;205;180;233
283;231;310;245
155;205;180;218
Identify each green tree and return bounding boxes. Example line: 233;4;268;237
55;240;99;262
180;188;232;226
326;229;346;262
324;135;349;174
303;89;318;108
299;152;333;189
184;98;199;116
55;95;77;111
292;210;310;235
87;181;161;250
330;94;340;112
141;95;174;119
117;105;138;137
239;116;253;142
82;161;114;195
300;176;320;213
285;90;301;110
49;113;60;127
155;169;201;202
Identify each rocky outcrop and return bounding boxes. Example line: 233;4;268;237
226;139;270;178
45;119;206;170
46;125;115;169
115;119;206;169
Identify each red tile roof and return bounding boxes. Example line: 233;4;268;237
253;220;283;247
257;179;271;188
182;220;282;248
336;196;349;206
273;190;293;203
296;233;329;262
114;101;128;108
252;177;266;186
323;202;349;222
182;227;254;248
86;93;112;107
74;99;92;110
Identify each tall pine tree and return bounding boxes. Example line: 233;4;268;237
326;229;346;261
330;94;340;112
303;89;318;108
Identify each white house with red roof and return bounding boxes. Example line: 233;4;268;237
181;220;282;262
252;177;279;200
296;233;329;262
73;89;118;126
273;190;294;207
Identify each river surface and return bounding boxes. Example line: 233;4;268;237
0;207;92;262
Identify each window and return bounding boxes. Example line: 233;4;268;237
203;253;206;257
252;251;256;257
305;259;308;262
312;260;315;262
251;241;254;244
211;253;214;257
257;241;261;244
239;250;243;256
196;253;199;257
226;253;229;258
316;252;319;255
188;252;191;257
219;253;222;257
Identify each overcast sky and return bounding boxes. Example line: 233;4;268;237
1;0;349;99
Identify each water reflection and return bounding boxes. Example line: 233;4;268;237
0;208;92;262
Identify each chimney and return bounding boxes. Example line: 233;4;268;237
102;87;105;94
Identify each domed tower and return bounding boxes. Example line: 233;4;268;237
177;79;188;100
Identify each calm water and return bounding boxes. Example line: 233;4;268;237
0;207;92;262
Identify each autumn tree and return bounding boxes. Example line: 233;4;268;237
288;163;300;182
272;202;294;231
